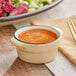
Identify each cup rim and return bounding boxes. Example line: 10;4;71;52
14;25;62;45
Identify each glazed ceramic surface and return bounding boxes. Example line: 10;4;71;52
11;25;62;64
0;0;63;27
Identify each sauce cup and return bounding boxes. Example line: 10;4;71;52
11;25;62;64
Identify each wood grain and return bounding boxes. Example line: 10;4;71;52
0;26;54;76
30;16;76;64
5;58;54;76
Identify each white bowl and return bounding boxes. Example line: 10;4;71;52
0;0;63;27
11;25;62;64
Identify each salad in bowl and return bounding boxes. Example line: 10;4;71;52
0;0;53;17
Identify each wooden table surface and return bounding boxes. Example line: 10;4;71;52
0;26;54;76
0;0;75;76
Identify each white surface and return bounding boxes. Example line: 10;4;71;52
13;0;76;76
46;52;76;76
14;0;76;29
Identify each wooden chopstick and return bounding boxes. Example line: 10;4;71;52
67;20;76;41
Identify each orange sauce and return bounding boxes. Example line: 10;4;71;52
18;29;58;43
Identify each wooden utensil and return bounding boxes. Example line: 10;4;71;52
67;18;76;41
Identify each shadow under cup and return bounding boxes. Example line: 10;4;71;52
11;25;62;64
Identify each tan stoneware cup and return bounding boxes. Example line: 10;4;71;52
11;25;62;64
